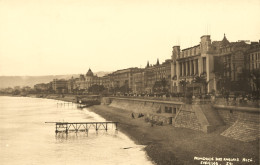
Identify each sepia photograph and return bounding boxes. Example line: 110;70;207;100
0;0;259;165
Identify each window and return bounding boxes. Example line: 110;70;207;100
173;108;177;114
203;57;206;72
165;107;173;113
195;59;199;74
187;62;190;75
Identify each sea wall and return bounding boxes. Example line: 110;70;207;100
106;97;223;133
102;97;182;125
213;105;259;125
103;97;259;141
213;105;260;142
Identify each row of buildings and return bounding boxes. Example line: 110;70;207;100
34;34;260;96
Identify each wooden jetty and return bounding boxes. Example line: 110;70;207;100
57;102;74;106
45;121;118;134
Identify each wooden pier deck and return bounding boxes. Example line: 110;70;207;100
57;102;74;106
45;121;118;134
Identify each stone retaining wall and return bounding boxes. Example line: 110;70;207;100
102;97;182;125
107;97;182;115
173;108;202;131
102;97;260;141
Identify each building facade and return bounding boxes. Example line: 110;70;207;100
69;69;102;93
143;59;171;93
246;41;260;71
245;41;260;93
108;68;141;93
171;34;255;94
52;79;68;94
171;35;213;94
132;69;145;94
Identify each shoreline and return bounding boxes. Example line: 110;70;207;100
87;105;259;165
1;95;259;165
88;105;182;165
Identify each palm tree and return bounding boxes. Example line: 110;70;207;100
248;69;260;99
179;79;187;97
194;76;211;94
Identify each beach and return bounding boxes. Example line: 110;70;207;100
88;105;259;165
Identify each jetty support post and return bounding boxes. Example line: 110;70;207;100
55;123;58;133
115;122;118;130
65;123;68;134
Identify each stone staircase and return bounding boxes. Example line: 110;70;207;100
221;116;260;142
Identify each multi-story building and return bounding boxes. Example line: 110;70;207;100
144;63;156;93
144;59;171;93
213;39;250;92
171;34;252;94
75;74;86;91
71;69;102;93
100;74;111;91
109;68;141;92
246;41;260;92
52;79;68;94
246;41;260;71
67;77;77;94
85;68;102;88
132;69;145;94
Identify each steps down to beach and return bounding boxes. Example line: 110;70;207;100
221;114;260;142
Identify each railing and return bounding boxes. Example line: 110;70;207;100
110;95;184;102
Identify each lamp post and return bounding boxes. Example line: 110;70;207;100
192;78;195;98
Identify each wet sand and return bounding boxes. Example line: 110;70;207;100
88;105;259;165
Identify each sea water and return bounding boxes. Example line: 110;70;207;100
0;96;154;165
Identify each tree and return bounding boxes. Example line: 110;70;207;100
179;79;187;96
240;68;260;99
88;84;105;94
249;69;260;93
153;78;168;94
194;76;208;94
13;89;21;95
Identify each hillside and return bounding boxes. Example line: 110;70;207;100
0;72;111;88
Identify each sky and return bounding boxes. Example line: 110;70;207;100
0;0;260;76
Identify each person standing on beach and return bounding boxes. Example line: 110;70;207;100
131;113;135;119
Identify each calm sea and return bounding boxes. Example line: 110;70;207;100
0;96;154;165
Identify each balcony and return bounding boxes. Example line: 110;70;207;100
200;72;207;77
172;75;177;80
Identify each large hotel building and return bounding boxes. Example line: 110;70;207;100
171;34;259;94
